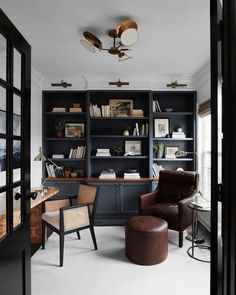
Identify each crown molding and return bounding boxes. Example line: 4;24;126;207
42;73;196;91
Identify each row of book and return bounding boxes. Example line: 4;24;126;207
153;100;161;112
46;163;64;178
152;163;164;178
132;123;149;136
124;172;140;179
90;104;110;117
69;146;86;159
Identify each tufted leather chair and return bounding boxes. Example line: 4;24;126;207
139;170;199;247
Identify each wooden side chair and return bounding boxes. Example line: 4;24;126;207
41;184;98;266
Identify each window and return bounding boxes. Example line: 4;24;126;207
199;114;211;201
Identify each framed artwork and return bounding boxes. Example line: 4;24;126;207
154;118;170;138
125;141;141;155
65;123;84;138
109;99;133;117
165;146;179;159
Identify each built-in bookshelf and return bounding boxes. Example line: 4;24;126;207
42;90;196;179
42;90;196;224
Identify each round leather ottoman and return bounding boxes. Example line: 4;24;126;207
125;216;168;265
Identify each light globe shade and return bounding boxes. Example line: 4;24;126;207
120;28;139;46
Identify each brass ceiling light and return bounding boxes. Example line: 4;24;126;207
80;19;139;61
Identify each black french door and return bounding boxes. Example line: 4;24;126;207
0;9;31;295
211;0;236;295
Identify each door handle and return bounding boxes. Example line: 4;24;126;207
14;193;22;200
28;192;37;200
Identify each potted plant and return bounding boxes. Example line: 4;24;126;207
112;146;123;156
153;142;164;158
55;120;66;137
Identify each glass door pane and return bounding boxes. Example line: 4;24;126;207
0;192;7;239
13;140;21;182
0;139;6;187
0;33;7;81
0;87;6;134
13;94;21;136
13;48;21;90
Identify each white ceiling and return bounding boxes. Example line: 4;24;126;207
0;0;210;77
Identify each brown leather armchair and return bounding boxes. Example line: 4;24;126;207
139;170;199;247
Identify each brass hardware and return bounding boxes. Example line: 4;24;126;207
51;80;72;88
109;79;129;87
80;19;138;61
166;80;187;88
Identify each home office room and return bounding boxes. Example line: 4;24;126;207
1;1;236;295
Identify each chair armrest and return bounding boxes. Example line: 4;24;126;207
139;190;159;212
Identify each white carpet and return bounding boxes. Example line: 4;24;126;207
32;226;210;295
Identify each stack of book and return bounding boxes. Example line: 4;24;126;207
172;132;186;139
52;154;65;159
52;107;66;112
132;109;144;117
90;104;111;117
69;107;82;112
69;146;86;159
96;148;111;157
124;172;140;179
133;122;149;135
101;105;110;117
152;163;164;178
99;169;116;179
153;100;161;112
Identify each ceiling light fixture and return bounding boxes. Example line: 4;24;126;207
80;19;139;61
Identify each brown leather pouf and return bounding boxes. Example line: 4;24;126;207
125;216;168;265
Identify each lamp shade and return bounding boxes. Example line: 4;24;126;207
117;20;139;46
34;147;47;161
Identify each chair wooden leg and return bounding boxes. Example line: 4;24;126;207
90;226;98;250
60;234;64;267
179;230;183;248
76;231;81;239
42;221;46;250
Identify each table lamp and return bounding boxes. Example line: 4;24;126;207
34;146;63;187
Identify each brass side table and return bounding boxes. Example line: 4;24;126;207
187;202;211;263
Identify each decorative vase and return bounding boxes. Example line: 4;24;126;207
157;149;164;158
64;170;71;178
177;128;183;133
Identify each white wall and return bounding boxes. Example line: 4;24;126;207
30;68;43;187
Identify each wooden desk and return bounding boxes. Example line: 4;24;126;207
31;187;59;243
0;187;59;241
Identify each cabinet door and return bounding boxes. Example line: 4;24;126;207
88;183;119;214
120;182;151;213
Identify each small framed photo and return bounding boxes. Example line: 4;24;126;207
65;123;84;138
125;141;141;155
154;118;170;138
165;146;179;159
109;99;133;117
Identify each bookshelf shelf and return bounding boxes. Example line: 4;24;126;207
91;135;149;139
90;156;148;159
47;158;86;162
45;112;86;115
90;117;149;120
153;158;193;161
45;137;86;141
153;138;193;141
153;112;193;116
